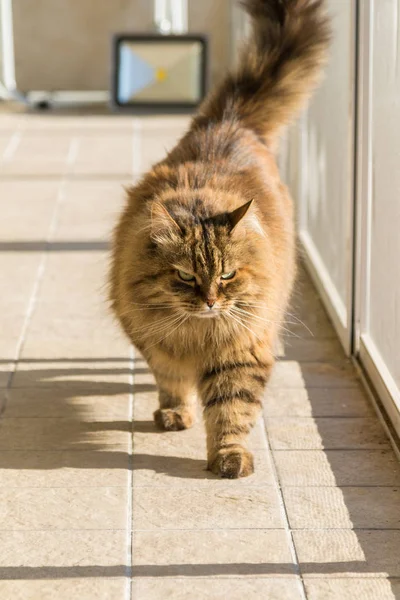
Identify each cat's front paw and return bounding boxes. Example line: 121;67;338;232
208;445;254;479
154;408;194;431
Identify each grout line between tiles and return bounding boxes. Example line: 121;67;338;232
131;526;400;531
128;120;142;599
4;137;79;393
125;345;134;600
132;118;142;178
0;173;136;181
0;526;399;532
260;420;308;600
271;448;391;452
264;415;375;420
1;131;22;162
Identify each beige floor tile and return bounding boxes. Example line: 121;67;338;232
133;487;283;530
71;136;134;176
300;362;360;388
23;114;134;132
34;252;108;301
0;108;25;125
0;579;127;600
50;180;127;242
284;487;354;529
0;135;72;176
286;284;336;337
0;181;58;241
274;450;400;487
287;318;336;340
283;487;400;529
267;418;390;450
293;530;400;577
263;387;373;417
31;298;113;321
304;577;400;600
0;314;26;359
133;529;295;576
0;418;130;450
132;578;303;600
291;271;336;339
282;337;344;362
269;361;359;389
12;361;131;390
0;253;42;300
0;486;127;530
20;319;130;359
0;450;129;487
0;297;29;319
2;387;130;418
0;135;14;156
0;365;12;388
0;529;126;567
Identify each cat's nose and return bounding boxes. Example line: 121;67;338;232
206;297;216;309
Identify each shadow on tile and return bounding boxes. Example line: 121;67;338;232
0;358;148;471
0;241;109;252
133;453;210;480
274;266;400;594
0;560;395;580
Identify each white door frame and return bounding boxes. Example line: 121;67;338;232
354;0;400;437
298;0;358;355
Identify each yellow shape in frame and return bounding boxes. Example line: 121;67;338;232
155;68;168;82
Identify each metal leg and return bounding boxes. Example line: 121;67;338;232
0;0;29;104
154;0;188;35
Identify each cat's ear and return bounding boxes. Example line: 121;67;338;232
228;199;264;237
228;200;254;230
228;199;265;237
150;203;182;241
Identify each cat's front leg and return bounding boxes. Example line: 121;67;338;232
150;355;197;431
200;357;273;478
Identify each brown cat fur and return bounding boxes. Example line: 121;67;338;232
110;0;330;478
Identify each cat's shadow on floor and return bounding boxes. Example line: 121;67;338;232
132;419;218;480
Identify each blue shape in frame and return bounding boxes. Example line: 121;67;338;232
118;45;155;103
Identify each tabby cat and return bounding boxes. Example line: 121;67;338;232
110;0;330;478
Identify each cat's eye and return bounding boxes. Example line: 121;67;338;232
178;270;196;282
221;271;236;280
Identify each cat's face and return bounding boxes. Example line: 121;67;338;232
145;201;267;320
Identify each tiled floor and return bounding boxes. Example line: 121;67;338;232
0;105;399;600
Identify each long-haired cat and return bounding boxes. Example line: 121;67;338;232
110;0;330;478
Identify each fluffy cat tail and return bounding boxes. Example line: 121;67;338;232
197;0;331;145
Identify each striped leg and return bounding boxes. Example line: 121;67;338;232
153;369;197;432
200;357;273;478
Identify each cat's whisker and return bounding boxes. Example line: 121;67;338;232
227;310;263;343
232;306;281;325
143;314;189;352
236;301;314;336
128;313;183;335
232;307;295;331
230;307;301;340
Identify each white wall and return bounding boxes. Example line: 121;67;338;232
290;0;357;352
356;0;400;433
9;0;231;91
369;0;400;389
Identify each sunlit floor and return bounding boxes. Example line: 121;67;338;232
0;105;399;600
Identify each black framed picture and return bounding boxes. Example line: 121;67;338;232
111;34;208;112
